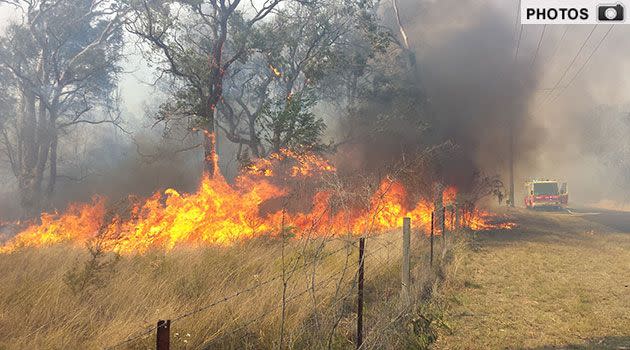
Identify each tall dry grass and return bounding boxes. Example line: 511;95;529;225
0;228;466;349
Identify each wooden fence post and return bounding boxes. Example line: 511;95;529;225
356;237;365;349
442;206;446;243
401;217;411;306
455;193;462;229
156;320;170;350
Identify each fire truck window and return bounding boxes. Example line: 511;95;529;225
533;183;559;195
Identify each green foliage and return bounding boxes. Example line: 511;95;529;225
258;91;327;153
220;0;393;159
0;0;123;109
398;302;451;349
64;243;120;297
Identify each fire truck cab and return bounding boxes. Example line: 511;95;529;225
524;179;568;209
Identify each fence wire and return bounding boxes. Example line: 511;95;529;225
105;225;434;350
105;240;355;349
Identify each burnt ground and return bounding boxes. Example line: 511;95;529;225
433;207;630;350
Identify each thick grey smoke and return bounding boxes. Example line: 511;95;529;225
416;0;544;189
337;0;544;193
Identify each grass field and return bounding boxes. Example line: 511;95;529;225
434;209;630;350
0;228;461;349
5;208;625;349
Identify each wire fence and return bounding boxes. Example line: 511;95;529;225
104;212;459;350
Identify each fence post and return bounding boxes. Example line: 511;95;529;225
450;207;455;235
455;193;462;229
442;206;446;243
401;217;411;306
430;211;434;266
356;237;365;349
156;320;170;350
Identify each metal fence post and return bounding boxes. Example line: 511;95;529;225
357;237;365;349
401;217;411;306
157;320;170;350
430;211;434;266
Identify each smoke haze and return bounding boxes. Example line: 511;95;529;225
381;0;630;205
2;0;630;216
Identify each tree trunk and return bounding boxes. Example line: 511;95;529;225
17;91;42;219
46;131;58;197
202;117;219;178
18;175;43;220
16;90;52;219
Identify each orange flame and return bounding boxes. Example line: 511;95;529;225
269;64;282;78
0;151;514;254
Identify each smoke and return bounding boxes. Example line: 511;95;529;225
3;0;629;216
0;127;204;220
406;1;630;206
531;23;630;206
337;0;544;193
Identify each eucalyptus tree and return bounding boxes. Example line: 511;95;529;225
218;0;390;162
0;0;124;218
126;0;282;177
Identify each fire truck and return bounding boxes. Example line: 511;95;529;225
524;179;568;209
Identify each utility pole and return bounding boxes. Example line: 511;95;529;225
510;0;523;208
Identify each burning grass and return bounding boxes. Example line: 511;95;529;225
0;149;514;348
0;228;467;349
0;150;513;255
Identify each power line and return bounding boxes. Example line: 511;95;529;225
513;0;522;43
547;25;570;67
514;23;524;62
548;24;615;103
530;24;547;69
538;24;598;107
533;25;569;98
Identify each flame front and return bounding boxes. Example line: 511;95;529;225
0;151;514;254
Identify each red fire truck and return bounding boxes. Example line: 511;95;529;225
524;180;568;210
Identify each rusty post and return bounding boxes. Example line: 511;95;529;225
401;217;411;306
442;206;446;243
450;207;455;235
156;320;170;350
356;237;365;349
430;211;434;266
455;193;462;228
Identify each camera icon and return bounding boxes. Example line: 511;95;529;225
598;3;624;21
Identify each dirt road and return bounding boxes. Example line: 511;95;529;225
435;209;630;349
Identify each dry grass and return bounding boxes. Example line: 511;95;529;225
0;228;463;349
434;209;630;350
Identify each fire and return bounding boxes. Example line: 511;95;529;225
0;151;514;254
443;186;457;204
269;64;282;78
